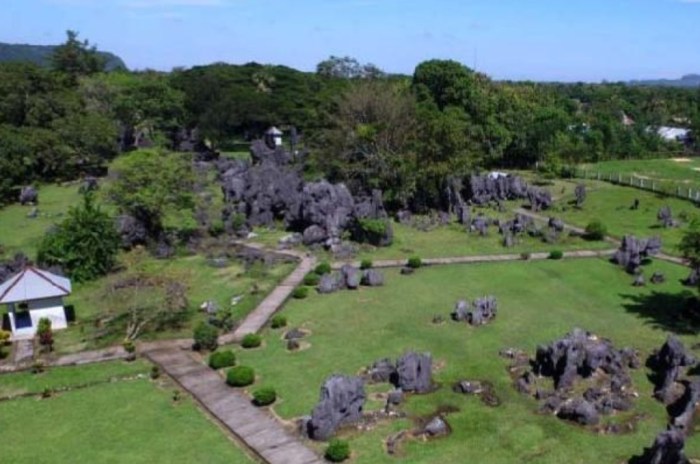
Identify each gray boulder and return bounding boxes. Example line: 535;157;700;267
362;269;384;287
318;272;344;294
341;264;361;289
557;398;600;425
302;225;327;245
368;358;396;383
116;214;148;248
422;416;449;437
19;186;38;205
304;375;366;441
396;352;432;393
637;429;689;464
649;336;696;403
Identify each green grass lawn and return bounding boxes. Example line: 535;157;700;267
0;183;83;258
235;257;699;463
0;362;255;463
549;179;700;256
578;158;700;192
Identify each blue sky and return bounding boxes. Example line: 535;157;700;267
2;0;699;82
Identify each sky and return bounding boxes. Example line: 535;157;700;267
1;0;699;82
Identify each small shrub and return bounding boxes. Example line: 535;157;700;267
227;366;255;387
549;250;564;260
122;339;136;353
241;333;262;349
31;361;45;374
37;317;53;351
270;314;287;329
520;252;531;260
150;365;161;379
252;387;277;406
325;439;350;462
360;259;373;270
407;256;422;269
208;220;225;237
193;322;219;351
584;220;608;241
209;350;237;369
172;390;181;402
292;287;309;299
231;213;246;231
303;273;321;286
315;262;332;275
0;329;10;344
42;387;53;399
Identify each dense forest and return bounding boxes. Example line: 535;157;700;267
1;32;699;208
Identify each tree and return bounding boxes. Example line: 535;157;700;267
316;56;384;79
106;149;195;235
50;30;105;84
679;220;700;269
37;192;121;282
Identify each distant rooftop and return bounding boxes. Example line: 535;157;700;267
0;267;71;304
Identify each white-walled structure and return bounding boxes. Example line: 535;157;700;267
0;267;72;340
265;126;283;147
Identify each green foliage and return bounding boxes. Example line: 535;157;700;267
150;365;160;379
50;30;105;84
292;287;309;299
549;250;564;260
122;339;136;354
407;256;423;269
208;350;237;370
37;317;53;349
252;386;277;406
208;220;225;237
303;273;320;286
315;262;332;275
325;439;350;462
37;193;121;282
360;259;373;270
584;220;608;241
226;366;255;387
241;333;262;349
520;252;531;260
356;218;391;246
0;329;10;344
270;314;287;329
193;322;219;351
230;213;246;231
679;219;700;268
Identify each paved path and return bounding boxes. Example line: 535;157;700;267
145;347;322;464
221;253;316;345
13;339;34;365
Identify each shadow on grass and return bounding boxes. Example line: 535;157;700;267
620;290;700;335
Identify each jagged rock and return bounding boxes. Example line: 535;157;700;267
636;429;689;464
302;225;327;245
341;264;361;289
453;380;483;395
451;300;470;322
422;416;449;437
116;214;148;249
527;187;553;212
612;235;662;274
649;336;696;403
284;328;306;340
658;206;679;228
557;398;600;425
0;253;30;283
368;358;397;383
304;375;366;441
396;352;432;393
318;272;345;294
633;274;646;287
574;184;586;207
362;269;385;287
471;216;490;236
387;389;403;406
287;339;300;351
19;186;38;205
683;268;700;287
670;380;700;433
400;267;414;275
81;176;99;193
452;297;497;326
548;217;565;233
467;174;529;205
278;233;302;248
396;209;412;225
651;272;666;284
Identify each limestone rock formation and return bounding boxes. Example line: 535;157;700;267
19;186;38;205
612;235;662;274
304;375;366;441
649;335;696;403
396;352;432;393
451;297;497;326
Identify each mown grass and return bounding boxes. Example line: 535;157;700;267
0;362;254;464
579;158;700;191
236;258;700;463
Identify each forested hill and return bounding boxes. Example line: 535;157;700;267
0;42;126;70
628;74;700;88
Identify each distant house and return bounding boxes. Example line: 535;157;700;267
0;267;72;340
655;126;691;143
621;112;635;127
265;126;283;148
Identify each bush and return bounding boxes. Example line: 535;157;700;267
520;252;531;260
241;333;262;349
315;262;332;275
209;350;237;369
360;259;373;270
292;287;309;299
150;365;161;379
270;314;287;329
227;366;255;387
208;220;225;237
549;250;564;260
122;339;136;353
407;256;422;269
231;213;246;231
37;318;53;351
193;322;219;351
0;329;10;344
325;439;350;462
252;387;277;406
303;273;321;286
584;220;608;241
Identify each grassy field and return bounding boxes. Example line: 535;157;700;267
0;182;84;258
0;361;255;463
548;179;700;256
235;258;699;463
578;158;700;191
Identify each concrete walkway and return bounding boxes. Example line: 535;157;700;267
145;347;322;464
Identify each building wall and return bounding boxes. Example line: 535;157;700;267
8;297;67;339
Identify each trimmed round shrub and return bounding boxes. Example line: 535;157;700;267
292;287;309;299
325;439;350;462
226;366;255;387
315;262;332;275
407;256;422;269
252;387;277;406
360;259;373;270
193;322;219;351
303;273;321;286
209;350;237;369
270;314;287;329
241;333;262;349
549;250;564;260
584;220;607;241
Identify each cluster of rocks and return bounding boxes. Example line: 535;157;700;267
527;187;553;212
574;183;586;208
301;374;366;441
657;206;680;229
217;142;391;252
633;337;698;464
451;296;498;326
0;253;30;283
467;174;529;205
367;352;433;395
317;266;384;294
498;214;534;247
611;235;662;274
683;267;700;287
284;328;308;351
453;379;500;407
513;328;640;427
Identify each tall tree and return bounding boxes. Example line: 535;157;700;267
50;30;105;84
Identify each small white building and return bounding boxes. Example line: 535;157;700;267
265;126;283;147
0;267;72;340
656;126;691;143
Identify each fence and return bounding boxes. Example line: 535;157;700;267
565;167;700;204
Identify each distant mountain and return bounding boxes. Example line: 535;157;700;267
0;42;127;71
628;74;700;88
